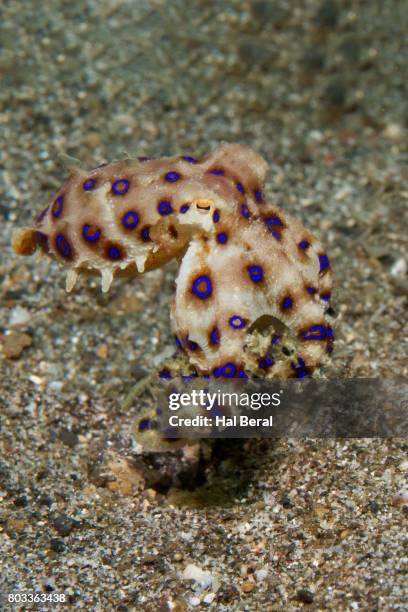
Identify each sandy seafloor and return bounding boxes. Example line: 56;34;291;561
0;1;407;610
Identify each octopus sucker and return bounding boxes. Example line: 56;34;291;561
13;143;334;378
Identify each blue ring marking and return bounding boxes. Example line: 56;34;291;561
327;346;334;354
259;355;274;369
159;369;171;380
210;327;219;345
254;189;263;203
248;265;263;282
298;240;310;249
229;315;246;329
320;293;331;302
140;227;151;241
307;287;317;295
319;254;330;272
240;203;250;219
327;327;334;339
192;275;212;299
265;217;283;227
111;179;129;195
158;200;173;215
221;363;236;377
175;335;182;349
55;234;70;258
281;296;293;309
83;178;95;191
291;357;305;369
213;210;220;223
138;418;150;431
217;232;228;244
302;325;326;340
180;204;189;214
107;245;122;259
213;367;222;378
295;369;308;379
165;171;181;182
82;224;101;241
52;196;63;218
122;211;139;229
236;182;245;194
271;230;281;240
182;156;197;163
210;168;224;175
272;334;280;344
239;369;248;379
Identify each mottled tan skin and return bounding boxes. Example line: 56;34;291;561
13;143;334;379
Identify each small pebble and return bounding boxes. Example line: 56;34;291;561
1;331;32;359
52;514;78;537
297;588;315;604
241;581;256;593
50;538;66;553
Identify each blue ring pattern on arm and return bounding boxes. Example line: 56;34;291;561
210;327;219;345
236;182;245;193
182;156;198;163
229;315;246;329
122;211;139;229
248;265;263;282
180;204;189;213
55;234;70;258
111;179;129;195
240;203;250;219
213;210;220;223
192;275;212;298
217;232;228;244
52;196;63;218
158;200;173;215
221;363;236;377
259;355;274;369
82;224;101;241
165;171;181;182
302;325;326;340
254;189;263;203
319;254;330;272
298;240;310;249
83;178;96;191
281;296;293;309
107;245;122;259
210;168;224;175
